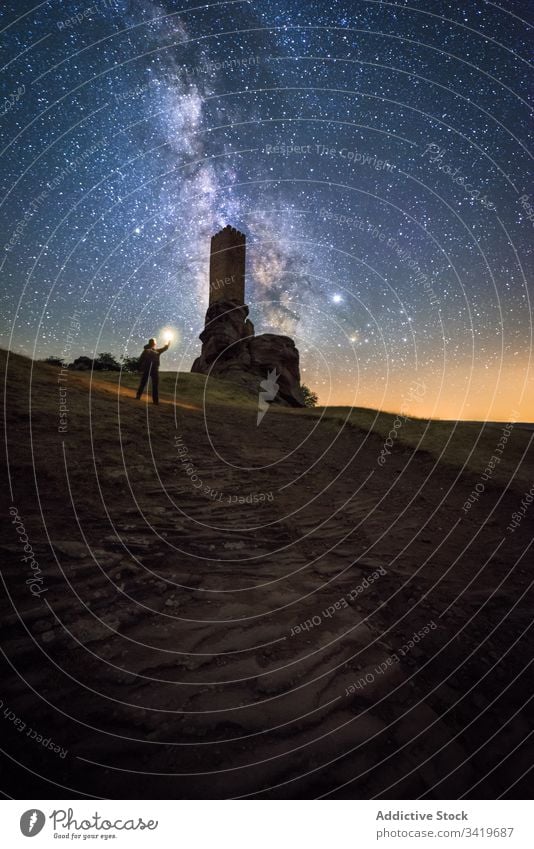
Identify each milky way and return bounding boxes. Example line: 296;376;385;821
1;0;532;419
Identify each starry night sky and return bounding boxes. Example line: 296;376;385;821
1;0;532;420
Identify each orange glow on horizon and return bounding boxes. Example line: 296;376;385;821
312;359;534;422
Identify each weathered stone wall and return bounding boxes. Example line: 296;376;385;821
209;226;246;305
191;300;305;407
194;227;305;407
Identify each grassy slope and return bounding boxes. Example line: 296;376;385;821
2;351;530;492
107;366;532;492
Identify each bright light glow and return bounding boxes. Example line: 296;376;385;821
159;326;179;345
332;293;343;303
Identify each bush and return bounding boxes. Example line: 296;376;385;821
120;355;141;373
95;352;121;371
41;356;65;367
69;356;94;370
301;384;318;407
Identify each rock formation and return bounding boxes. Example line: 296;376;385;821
192;226;305;407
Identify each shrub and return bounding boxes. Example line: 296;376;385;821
41;356;65;367
120;355;141;373
301;384;318;407
95;352;121;371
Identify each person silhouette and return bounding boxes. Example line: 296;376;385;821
135;338;169;405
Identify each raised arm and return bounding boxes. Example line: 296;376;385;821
156;343;169;354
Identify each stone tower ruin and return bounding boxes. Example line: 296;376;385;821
192;225;305;407
209;225;246;305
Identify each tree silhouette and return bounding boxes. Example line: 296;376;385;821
301;384;318;407
95;352;121;371
120;355;140;373
41;356;65;367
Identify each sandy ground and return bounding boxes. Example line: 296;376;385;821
1;350;533;799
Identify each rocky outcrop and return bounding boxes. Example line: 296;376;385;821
191;299;305;406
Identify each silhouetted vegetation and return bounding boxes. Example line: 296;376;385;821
120;355;141;373
42;356;65;367
94;352;121;371
301;384;318;407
